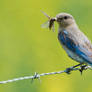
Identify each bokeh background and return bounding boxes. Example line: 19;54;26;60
0;0;92;92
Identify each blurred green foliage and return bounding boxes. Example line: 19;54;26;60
0;0;92;92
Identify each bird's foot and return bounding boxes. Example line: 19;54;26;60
79;65;87;75
65;67;73;74
65;63;83;74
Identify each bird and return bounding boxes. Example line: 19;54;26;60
55;13;92;68
42;12;92;73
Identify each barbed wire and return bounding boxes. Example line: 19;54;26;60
0;65;91;84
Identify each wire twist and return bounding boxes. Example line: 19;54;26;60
0;65;91;84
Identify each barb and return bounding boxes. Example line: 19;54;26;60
0;65;91;84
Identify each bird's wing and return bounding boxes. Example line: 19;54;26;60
58;30;92;65
78;45;92;64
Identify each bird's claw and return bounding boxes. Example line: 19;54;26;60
65;68;73;74
79;65;87;75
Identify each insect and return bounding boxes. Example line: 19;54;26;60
41;11;56;32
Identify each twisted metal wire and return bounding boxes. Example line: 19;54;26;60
0;65;91;84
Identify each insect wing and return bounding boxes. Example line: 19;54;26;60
41;21;49;28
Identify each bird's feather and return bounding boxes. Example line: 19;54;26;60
58;30;92;65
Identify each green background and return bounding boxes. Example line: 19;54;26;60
0;0;92;92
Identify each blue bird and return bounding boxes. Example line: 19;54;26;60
42;11;92;72
55;13;92;67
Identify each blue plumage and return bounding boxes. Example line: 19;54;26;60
58;29;92;65
58;30;76;51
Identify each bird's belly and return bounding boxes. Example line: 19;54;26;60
62;45;84;63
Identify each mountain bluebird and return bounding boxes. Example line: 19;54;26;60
43;12;92;70
42;11;92;72
53;13;92;67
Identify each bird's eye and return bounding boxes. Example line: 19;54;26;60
64;16;68;19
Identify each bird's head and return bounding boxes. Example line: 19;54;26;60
55;13;75;27
41;11;76;30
